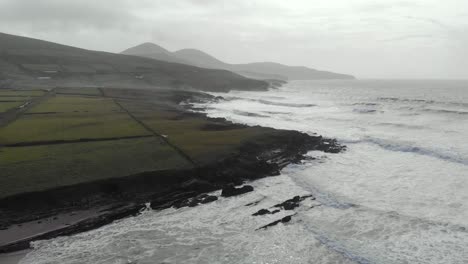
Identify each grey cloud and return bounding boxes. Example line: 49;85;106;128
358;1;422;12
0;0;138;30
404;16;452;29
0;0;466;78
381;34;434;42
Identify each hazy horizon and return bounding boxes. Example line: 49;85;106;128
0;0;466;79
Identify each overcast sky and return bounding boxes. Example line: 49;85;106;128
0;0;467;79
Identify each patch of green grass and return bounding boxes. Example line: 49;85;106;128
55;87;101;96
0;90;44;97
120;101;267;164
0;112;151;144
0;96;32;101
0;137;193;198
0;101;26;112
0;95;151;144
28;96;120;113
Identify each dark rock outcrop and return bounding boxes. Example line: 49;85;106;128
252;208;280;216
257;214;295;230
273;195;314;210
174;194;219;208
221;185;254;197
253;209;271;216
181;179;217;193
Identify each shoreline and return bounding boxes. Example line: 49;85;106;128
0;88;344;256
0;250;30;264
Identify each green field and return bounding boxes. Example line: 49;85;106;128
0;89;44;112
0;89;269;198
0;96;33;101
27;96;119;113
0;96;150;144
0;113;151;144
0;101;25;112
0;90;45;97
119;101;266;164
0;137;192;198
55;87;101;96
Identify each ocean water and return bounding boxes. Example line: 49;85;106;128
20;80;468;264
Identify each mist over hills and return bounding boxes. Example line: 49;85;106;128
0;33;268;92
122;43;355;80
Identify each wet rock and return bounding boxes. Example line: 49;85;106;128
200;195;218;204
273;195;314;210
281;215;292;223
221;185;254;197
245;199;263;207
150;191;196;210
253;209;271;216
181;179;216;193
174;194;218;208
257;214;295;230
252;208;282;216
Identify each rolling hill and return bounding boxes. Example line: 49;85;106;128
122;43;355;80
0;33;268;92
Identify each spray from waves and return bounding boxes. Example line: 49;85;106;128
297;204;468;264
378;97;468;108
283;162;355;209
310;232;374;264
375;122;426;130
352;109;380;114
421;108;468;116
341;136;468;165
220;96;317;108
232;110;269;118
351;103;380;106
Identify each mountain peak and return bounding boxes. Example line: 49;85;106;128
121;43;355;80
121;42;170;55
173;48;224;68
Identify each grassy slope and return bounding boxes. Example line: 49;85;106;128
0;32;268;92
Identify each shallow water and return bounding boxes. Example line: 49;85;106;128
21;80;468;264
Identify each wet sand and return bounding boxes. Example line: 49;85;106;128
0;249;30;264
0;207;106;248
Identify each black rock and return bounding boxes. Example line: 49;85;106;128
150;191;196;210
253;209;271;216
187;200;199;207
257;214;295;230
173;194;218;208
181;179;216;193
273;195;313;210
200;195;218;204
221;185;254;197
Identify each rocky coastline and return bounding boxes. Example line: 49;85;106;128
0;90;344;254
